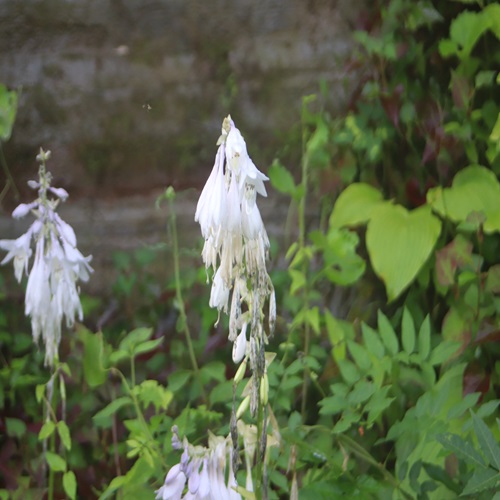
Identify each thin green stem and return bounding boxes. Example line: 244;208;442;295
299;104;311;420
167;196;208;404
48;430;55;500
0;142;19;202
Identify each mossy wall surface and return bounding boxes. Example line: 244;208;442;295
0;0;365;292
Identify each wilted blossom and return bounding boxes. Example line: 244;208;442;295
0;148;92;366
155;426;241;500
195;116;276;415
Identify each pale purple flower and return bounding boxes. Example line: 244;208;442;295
156;427;241;500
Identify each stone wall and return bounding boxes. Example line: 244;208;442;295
0;0;366;293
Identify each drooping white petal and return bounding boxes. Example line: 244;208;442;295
232;323;247;364
209;268;230;312
54;213;77;247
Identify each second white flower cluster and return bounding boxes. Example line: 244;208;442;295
195;116;275;377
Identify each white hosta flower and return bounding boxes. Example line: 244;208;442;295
195;117;274;373
232;323;247;364
157;426;241;500
0;231;34;282
0;148;93;366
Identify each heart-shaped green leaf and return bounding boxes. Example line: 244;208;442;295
330;183;384;229
367;204;441;301
427;166;500;234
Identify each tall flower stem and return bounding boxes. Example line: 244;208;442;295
299;98;311;420
164;188;207;404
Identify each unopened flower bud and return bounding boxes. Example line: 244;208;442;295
234;357;247;384
260;373;269;406
236;395;250;419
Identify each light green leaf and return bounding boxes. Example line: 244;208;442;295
361;322;385;359
436;433;486;468
0;84;18;141
45;451;67;472
38;421;56;441
134;338;163;356
82;330;107;387
268;160;296;196
63;471;77;500
289;269;306;295
57;421;71;450
324;310;347;362
472;411;500;469
377;310;399;356
401;308;416;354
330;183;384;229
429;340;461;366
427;166;500;234
367;203;441;301
93;396;132;428
462;467;500;495
418;315;431;360
119;327;153;352
337;359;361;386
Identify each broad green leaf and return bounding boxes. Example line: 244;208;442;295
472;411;500;469
449;10;488;58
366;204;441;301
330;183;384;228
63;471;77;500
462;467;500;496
82;330;107;387
377;310;399;356
57;421;71;450
418;315;431;360
45;451;67;472
401;308;416;354
427;166;500;234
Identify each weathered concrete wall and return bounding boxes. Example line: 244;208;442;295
0;0;365;293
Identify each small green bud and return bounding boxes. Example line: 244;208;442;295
234;357;247;384
236;395;250;419
259;373;269;406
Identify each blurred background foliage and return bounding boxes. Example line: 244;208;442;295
1;0;500;498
